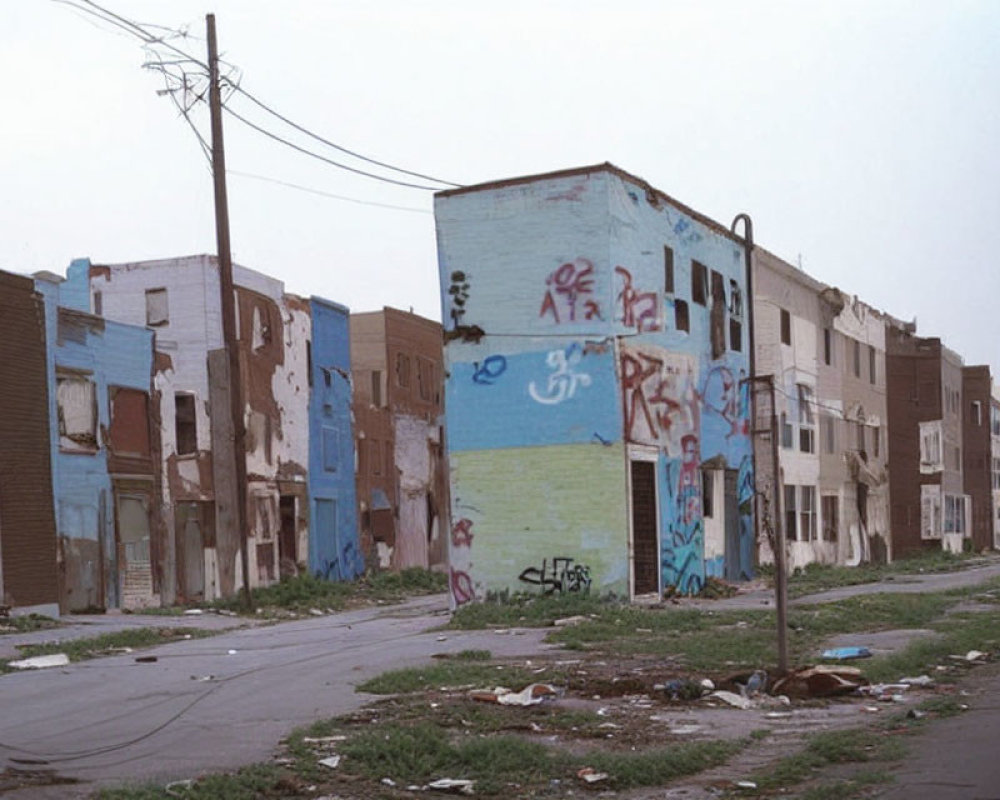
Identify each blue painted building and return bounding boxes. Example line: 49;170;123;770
36;259;160;611
308;297;363;580
434;164;755;603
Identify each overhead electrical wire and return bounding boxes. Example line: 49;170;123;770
228;171;432;213
53;0;464;193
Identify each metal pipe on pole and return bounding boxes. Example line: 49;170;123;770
207;13;252;610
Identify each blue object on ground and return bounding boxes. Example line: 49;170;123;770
822;646;873;660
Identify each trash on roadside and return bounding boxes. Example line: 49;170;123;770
135;655;158;663
303;735;347;744
317;755;341;769
859;683;909;702
428;778;475;794
899;675;934;687
949;650;987;663
700;678;715;691
821;646;872;660
743;669;768;696
191;674;216;682
707;690;755;709
9;653;70;670
764;711;792;719
906;709;926;720
861;706;881;713
164;779;194;797
663;678;705;700
772;665;866;698
227;649;237;655
733;780;758;790
309;608;324;616
553;615;588;627
382;777;397;787
468;683;560;707
577;767;609;784
183;609;204;615
668;724;702;735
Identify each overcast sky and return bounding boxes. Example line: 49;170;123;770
3;1;998;374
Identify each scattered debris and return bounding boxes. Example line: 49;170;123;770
382;777;397;787
309;609;324;617
428;778;475;794
469;683;560;707
317;755;341;769
821;646;872;660
9;654;70;670
906;709;926;720
663;678;705;701
303;735;347;744
135;656;158;663
707;690;754;710
577;767;609;784
899;675;934;687
743;669;768;696
183;609;204;616
859;683;909;702
227;649;237;655
733;780;758;790
667;724;702;735
553;615;588;627
950;650;988;663
772;665;865;698
164;779;194;797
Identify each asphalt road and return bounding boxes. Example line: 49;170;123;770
0;594;552;798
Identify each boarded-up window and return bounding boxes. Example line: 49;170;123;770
921;484;942;539
417;357;435;402
702;471;714;518
371;439;381;475
371;370;383;407
175;393;197;455
821;495;838;541
784;485;797;541
823;329;832;365
396;352;411;387
664;247;674;293
108;387;150;456
57;374;98;452
145;288;169;326
780;309;791;345
868;345;877;383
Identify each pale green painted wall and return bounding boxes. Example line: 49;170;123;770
448;442;630;600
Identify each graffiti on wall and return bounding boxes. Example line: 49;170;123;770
528;343;592;405
472;355;507;385
662;442;705;595
614;266;660;332
701;365;749;441
319;540;363;582
450;517;476;606
539;259;603;324
621;345;699;456
518;557;592;594
737;453;756;580
447;271;471;330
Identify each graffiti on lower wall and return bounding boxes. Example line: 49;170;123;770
621;345;699;456
518;557;592;594
472;355;507;385
449;516;476;606
528;343;592;405
662;440;705;595
614;266;660;332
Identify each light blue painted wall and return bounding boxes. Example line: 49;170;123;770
37;260;154;609
436;167;755;602
308;297;362;580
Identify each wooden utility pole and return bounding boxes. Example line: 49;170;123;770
207;13;251;609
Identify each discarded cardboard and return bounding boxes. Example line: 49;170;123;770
577;768;609;784
9;653;70;669
708;690;754;709
772;665;866;698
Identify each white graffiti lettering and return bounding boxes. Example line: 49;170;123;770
528;345;592;405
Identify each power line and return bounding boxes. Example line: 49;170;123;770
222;105;445;190
229;86;462;188
228;170;432;213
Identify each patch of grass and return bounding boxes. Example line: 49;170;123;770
452;648;492;661
357;661;540;694
755;728;905;791
448;591;610;629
587;739;746;789
208;568;447;616
96;763;288;799
795;770;893;800
785;550;984;599
7;627;217;667
0;614;60;634
861;606;1000;683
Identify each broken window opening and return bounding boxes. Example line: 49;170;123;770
174;393;197;455
780;308;791;345
852;339;861;378
800;486;816;541
728;280;743;318
784;484;798;541
57;374;98;452
371;370;383;407
664;246;675;294
868;345;876;384
145;288;169;327
396;352;411;388
674;298;690;333
729;319;742;352
691;261;707;306
702;470;714;518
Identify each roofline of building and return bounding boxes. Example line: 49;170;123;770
435;162;744;245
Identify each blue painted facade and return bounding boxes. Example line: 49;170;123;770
36;259;156;611
435;165;755;603
307;297;363;580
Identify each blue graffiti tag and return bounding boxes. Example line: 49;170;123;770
472;354;507;385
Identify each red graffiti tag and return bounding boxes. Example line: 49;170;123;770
451;518;474;548
540;259;602;323
450;567;475;606
615;266;660;332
